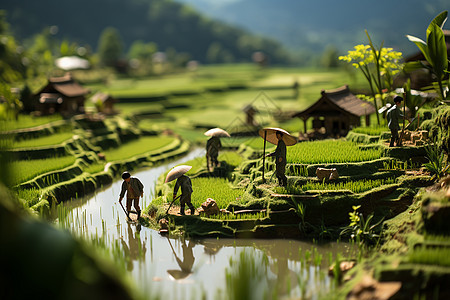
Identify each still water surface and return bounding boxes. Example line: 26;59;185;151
57;149;354;299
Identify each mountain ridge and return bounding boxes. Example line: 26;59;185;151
176;0;449;56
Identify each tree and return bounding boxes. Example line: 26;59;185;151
0;83;23;121
97;27;123;67
128;40;157;62
0;11;26;83
339;33;403;125
24;27;58;77
321;45;340;68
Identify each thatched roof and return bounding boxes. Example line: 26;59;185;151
91;92;117;103
294;85;375;119
37;73;90;97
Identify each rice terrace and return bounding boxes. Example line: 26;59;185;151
1;1;450;300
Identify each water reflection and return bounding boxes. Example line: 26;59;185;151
120;222;146;271
167;237;195;280
56;149;356;299
270;256;299;295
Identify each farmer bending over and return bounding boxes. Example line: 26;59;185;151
266;131;287;186
119;171;144;219
173;174;195;215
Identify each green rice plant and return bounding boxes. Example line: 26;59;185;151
289;164;308;177
276;177;395;194
205;212;266;221
340;205;384;249
244;138;276;151
12;132;73;148
16;188;42;207
351;126;389;136
10;156;76;185
103;136;175;161
190;177;243;209
409;247;450;267
218;151;243;167
287;140;383;164
424;234;450;243
423;143;450;180
84;163;105;174
0;114;62;131
41;173;62;187
221;248;272;300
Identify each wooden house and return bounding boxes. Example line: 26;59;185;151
91;92;117;115
293;85;375;137
35;73;90;116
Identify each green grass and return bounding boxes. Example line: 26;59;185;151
0;114;63;131
244;138;277;150
287;140;383;164
206;211;267;220
191;177;243;209
171;151;243;176
102;136;175;161
275;178;396;194
219;152;243;168
10;156;76;185
16;188;42;207
105;67;368;142
115;103;164;115
84;163;105;174
351;126;389;136
409;247;450;267
12;132;74;148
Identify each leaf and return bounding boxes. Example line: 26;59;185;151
406;35;432;63
427;23;448;79
403;61;429;73
427;11;448;37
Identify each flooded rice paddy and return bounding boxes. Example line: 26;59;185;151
54;149;355;299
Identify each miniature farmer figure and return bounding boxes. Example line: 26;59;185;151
387;96;404;147
206;136;222;169
173;174;195;215
119;171;144;219
267;131;287;186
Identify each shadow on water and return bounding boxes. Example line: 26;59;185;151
55;148;356;299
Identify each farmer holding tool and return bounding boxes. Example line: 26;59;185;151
386;96;404;147
266;131;288;187
173;173;195;215
119;171;144;219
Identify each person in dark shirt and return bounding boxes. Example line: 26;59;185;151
266;131;287;186
173;174;195;215
119;171;144;219
386;96;404;147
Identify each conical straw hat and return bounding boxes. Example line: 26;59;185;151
204;127;230;137
165;165;192;183
258;127;297;146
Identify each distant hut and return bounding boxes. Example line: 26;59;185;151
35;73;90;116
91;92;117;115
293;85;375;137
243;104;259;126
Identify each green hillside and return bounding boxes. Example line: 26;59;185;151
0;0;292;64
